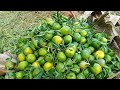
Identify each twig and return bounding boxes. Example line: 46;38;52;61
70;11;76;20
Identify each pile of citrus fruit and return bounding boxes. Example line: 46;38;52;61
2;12;120;79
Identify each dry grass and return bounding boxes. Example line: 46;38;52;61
0;11;52;53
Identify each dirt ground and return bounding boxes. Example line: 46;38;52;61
0;11;52;53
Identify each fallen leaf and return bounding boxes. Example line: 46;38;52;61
0;53;17;76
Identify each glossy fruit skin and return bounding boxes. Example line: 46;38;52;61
79;36;87;44
17;53;26;62
52;36;62;45
37;57;46;65
97;59;106;67
15;71;23;79
17;61;28;71
26;54;36;63
104;55;112;63
66;72;76;79
73;33;81;42
90;63;102;76
52;23;61;30
101;37;107;43
56;62;65;72
57;52;66;62
60;26;71;35
80;30;87;37
94;50;105;59
65;47;75;58
45;53;53;62
88;46;94;53
63;35;72;44
32;61;40;68
38;48;48;56
79;61;89;69
81;49;90;60
43;62;53;72
24;47;33;55
5;60;14;70
46;18;55;26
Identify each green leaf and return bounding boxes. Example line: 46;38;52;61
33;67;44;79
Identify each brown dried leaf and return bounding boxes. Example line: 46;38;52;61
108;15;120;26
88;12;120;58
0;53;17;76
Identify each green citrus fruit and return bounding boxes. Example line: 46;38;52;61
24;47;33;55
101;37;107;43
26;54;36;63
15;71;23;79
43;62;53;72
81;49;90;60
94;50;105;59
90;38;101;49
79;36;86;44
104;55;112;63
45;31;53;40
80;30;87;37
17;61;28;71
38;48;48;56
97;59;106;67
65;47;75;58
52;36;62;45
32;61;40;68
56;62;65;72
88;46;94;53
46;18;55;26
63;35;72;44
37;57;46;65
17;53;25;62
52;23;61;30
73;33;81;42
90;63;102;76
79;61;89;69
57;52;66;62
60;26;71;35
